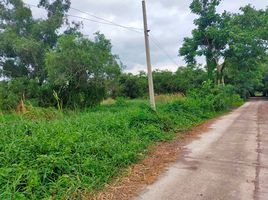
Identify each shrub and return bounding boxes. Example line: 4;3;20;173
0;92;243;199
155;93;184;104
115;97;127;107
0;78;39;111
188;81;243;112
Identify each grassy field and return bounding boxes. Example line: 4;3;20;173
0;94;242;199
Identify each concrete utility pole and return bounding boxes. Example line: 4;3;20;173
142;0;156;110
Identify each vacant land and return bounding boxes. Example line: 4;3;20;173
0;94;242;199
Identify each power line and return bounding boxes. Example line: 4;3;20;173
67;14;142;33
24;2;179;68
70;7;143;32
25;3;121;26
66;14;124;27
24;3;142;34
150;35;180;68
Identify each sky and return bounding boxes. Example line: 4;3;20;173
23;0;267;74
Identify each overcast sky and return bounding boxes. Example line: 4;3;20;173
23;0;267;74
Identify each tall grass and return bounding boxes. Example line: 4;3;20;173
0;86;243;199
155;93;184;104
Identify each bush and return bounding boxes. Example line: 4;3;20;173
155;93;184;104
45;34;121;109
129;110;174;133
0;78;40;111
188;81;243;112
118;73;147;99
115;97;127;107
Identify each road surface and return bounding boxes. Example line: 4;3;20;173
135;98;268;200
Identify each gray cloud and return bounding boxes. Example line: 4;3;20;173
24;0;267;73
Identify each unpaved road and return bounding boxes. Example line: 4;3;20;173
135;99;268;200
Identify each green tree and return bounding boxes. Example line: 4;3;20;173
152;67;207;94
180;1;268;89
0;0;71;83
174;65;207;94
180;0;228;84
263;66;268;96
118;73;147;99
224;6;268;97
153;70;175;94
45;33;121;108
0;78;39;110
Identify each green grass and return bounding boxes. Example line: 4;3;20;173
155;93;184;104
0;95;242;199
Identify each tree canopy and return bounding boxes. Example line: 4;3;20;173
0;0;122;109
180;1;268;87
46;33;121;108
0;0;71;83
0;0;268;111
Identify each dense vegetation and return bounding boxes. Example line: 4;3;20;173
180;0;268;97
0;0;267;199
0;84;242;199
0;0;267;110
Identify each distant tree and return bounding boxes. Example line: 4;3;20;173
174;66;207;94
153;70;175;94
117;67;207;98
152;67;206;94
118;73;147;99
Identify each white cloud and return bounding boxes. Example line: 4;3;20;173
23;0;268;72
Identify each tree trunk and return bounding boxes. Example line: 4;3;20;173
216;64;222;85
206;50;218;81
222;75;225;85
216;62;226;85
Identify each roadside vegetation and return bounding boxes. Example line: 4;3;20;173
0;0;267;111
0;84;242;199
0;0;267;199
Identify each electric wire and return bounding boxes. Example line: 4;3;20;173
24;3;142;33
24;3;180;68
150;35;180;68
70;7;143;32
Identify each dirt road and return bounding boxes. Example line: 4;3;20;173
135;99;268;200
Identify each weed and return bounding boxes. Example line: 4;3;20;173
0;90;242;199
155;93;184;104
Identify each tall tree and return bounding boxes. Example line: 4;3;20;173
180;0;228;84
45;33;121;108
0;0;70;83
180;1;268;86
224;6;268;97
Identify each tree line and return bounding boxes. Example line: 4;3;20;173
0;0;268;111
